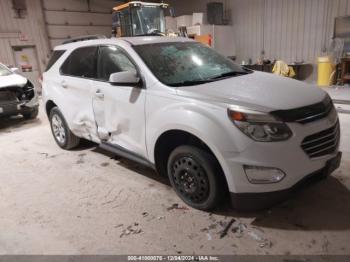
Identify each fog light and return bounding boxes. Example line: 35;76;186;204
244;166;286;184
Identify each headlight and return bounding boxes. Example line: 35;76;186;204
22;80;35;100
227;108;292;142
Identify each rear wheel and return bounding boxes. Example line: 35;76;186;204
49;107;80;150
167;145;225;211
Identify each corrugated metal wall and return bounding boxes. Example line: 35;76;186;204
0;0;121;72
232;0;350;67
1;0;350;78
168;0;350;81
0;0;50;71
42;0;121;48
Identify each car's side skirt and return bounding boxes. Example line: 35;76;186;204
99;142;155;169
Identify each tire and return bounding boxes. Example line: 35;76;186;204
167;145;226;211
22;107;39;120
49;107;80;150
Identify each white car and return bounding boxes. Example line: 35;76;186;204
42;36;341;211
0;63;39;119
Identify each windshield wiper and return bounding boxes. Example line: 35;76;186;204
168;79;215;87
168;70;251;87
210;71;249;80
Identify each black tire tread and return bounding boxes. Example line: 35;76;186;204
167;145;226;211
49;107;80;150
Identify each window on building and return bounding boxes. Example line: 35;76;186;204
12;0;27;18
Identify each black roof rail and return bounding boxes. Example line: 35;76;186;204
62;35;107;45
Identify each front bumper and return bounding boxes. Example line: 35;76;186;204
0;87;39;117
230;152;342;211
220;112;341;194
0;102;38;117
0;80;39;117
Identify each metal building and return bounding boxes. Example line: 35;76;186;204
0;0;120;86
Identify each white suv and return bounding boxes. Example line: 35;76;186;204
42;36;341;211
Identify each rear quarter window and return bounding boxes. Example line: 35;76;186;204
45;50;65;72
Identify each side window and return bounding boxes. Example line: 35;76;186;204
60;46;97;78
45;50;65;72
97;46;136;81
119;9;132;37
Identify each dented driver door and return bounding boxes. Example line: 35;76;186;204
58;46;99;141
91;45;147;158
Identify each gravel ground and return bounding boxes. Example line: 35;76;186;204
0;104;349;255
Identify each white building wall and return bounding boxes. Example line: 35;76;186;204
0;0;50;71
2;0;350;79
42;0;122;48
167;0;350;81
231;0;350;68
0;0;122;74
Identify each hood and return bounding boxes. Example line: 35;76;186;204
176;71;327;112
0;73;27;89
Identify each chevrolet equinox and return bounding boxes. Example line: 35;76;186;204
42;37;341;211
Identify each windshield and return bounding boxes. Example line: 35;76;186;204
131;6;165;35
133;42;250;86
0;64;12;76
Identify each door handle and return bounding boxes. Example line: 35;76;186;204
60;80;67;88
95;90;104;99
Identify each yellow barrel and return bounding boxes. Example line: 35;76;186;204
317;56;334;86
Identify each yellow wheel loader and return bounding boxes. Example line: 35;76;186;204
112;1;169;37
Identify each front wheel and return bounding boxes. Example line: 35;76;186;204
167;145;226;211
49;107;80;150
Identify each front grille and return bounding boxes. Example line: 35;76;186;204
0;91;19;105
301;121;340;158
271;95;333;124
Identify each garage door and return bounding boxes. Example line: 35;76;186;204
43;0;123;49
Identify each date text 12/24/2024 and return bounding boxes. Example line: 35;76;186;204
127;256;220;261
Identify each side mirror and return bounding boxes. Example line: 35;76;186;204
109;70;141;86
